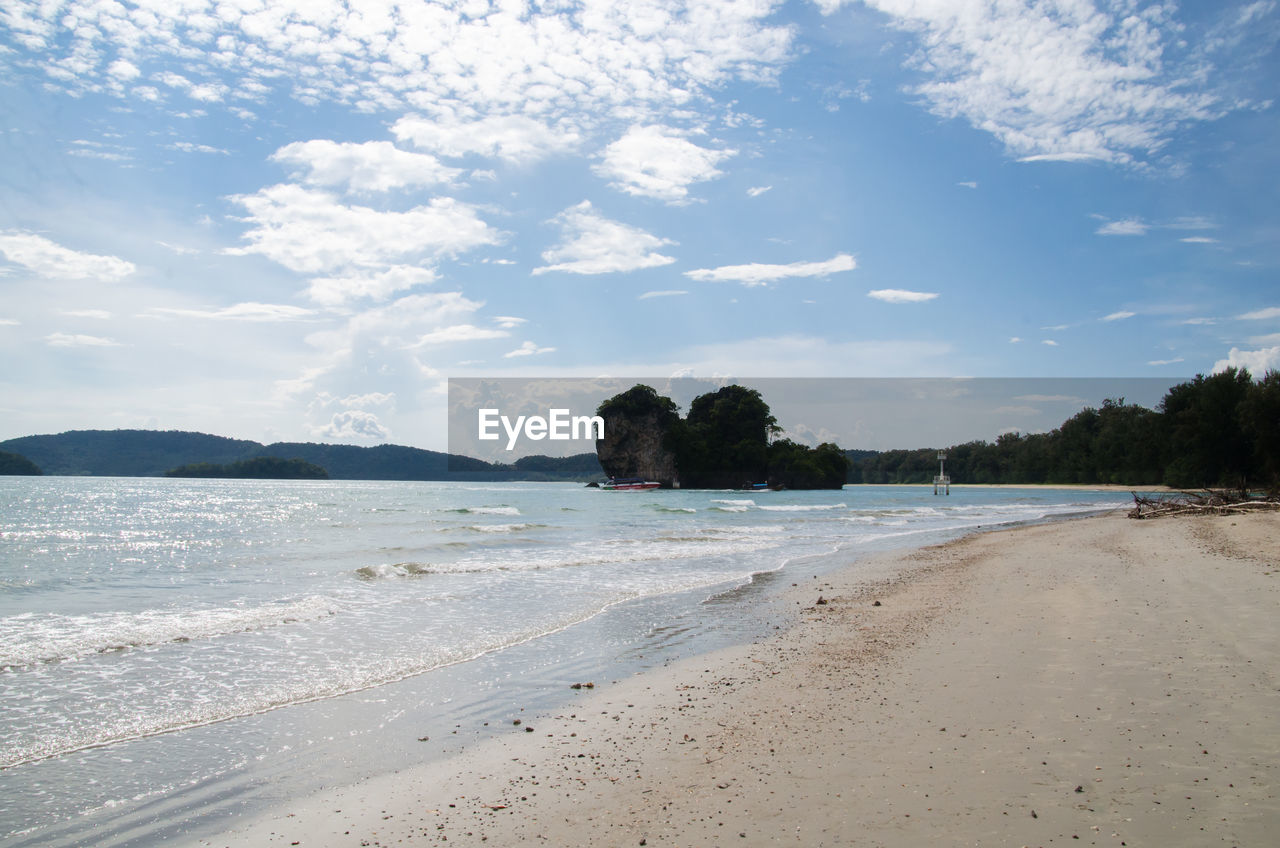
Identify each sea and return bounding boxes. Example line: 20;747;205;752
0;477;1128;845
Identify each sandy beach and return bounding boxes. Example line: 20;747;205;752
190;511;1279;847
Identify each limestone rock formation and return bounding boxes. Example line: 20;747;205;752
595;385;679;487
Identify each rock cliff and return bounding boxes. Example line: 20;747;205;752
596;409;679;486
595;385;680;487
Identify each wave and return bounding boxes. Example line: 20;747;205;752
649;505;697;513
354;562;435;579
448;523;546;534
757;503;847;512
357;530;787;577
0;596;341;671
443;506;521;516
711;499;755;507
709;505;749;513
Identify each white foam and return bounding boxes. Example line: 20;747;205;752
354;562;434;579
452;506;521;516
457;522;543;533
0;596;341;670
757;503;847;512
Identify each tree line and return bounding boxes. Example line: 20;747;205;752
597;384;848;489
847;368;1280;491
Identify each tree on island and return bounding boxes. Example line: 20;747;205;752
165;456;329;479
0;450;42;475
596;384;848;489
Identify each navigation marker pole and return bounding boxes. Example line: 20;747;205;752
933;451;950;496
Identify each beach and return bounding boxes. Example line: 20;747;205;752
189;510;1280;847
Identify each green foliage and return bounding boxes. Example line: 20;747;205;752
165;456;329;479
1159;368;1253;491
596;384;679;424
599;383;845;489
672;386;781;488
846;370;1279;490
1241;371;1280;491
0;450;42;475
767;440;849;489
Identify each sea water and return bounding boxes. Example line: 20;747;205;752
0;477;1126;845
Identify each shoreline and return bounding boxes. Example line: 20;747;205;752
189;510;1279;847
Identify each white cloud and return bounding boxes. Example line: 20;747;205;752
106;59;140;81
305;266;440;307
316;410;391;442
595;125;736;204
393;113;581;164
1102;311;1136;321
1148;357;1184;366
957;181;978;189
532;201;676;276
45;332;121;347
1096;218;1150;236
1009;336;1023;343
9;3;794;128
62;309;112;319
272;140;461;193
149;302;318;322
1042;339;1060;346
639;290;689;299
225;184;499;274
747;185;772;197
686;253;856;287
277;292;488;400
855;0;1234;166
1180;236;1220;244
1213;346;1280;375
169;141;229;155
157;241;200;255
493;316;527;329
337;392;396;411
1239;306;1280;320
409;325;510;347
504;341;557;358
0;230;135;281
866;288;937;304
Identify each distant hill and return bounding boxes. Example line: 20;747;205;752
0;429;601;481
0;450;42;475
0;430;261;477
166;456;330;479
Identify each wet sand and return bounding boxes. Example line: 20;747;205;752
190;511;1279;847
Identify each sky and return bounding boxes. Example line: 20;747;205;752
1;0;1278;452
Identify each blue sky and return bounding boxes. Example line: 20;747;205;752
1;0;1277;450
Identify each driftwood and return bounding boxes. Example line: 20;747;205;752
1128;490;1280;519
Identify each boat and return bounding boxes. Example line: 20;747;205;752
600;477;662;490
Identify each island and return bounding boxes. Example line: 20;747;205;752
164;456;330;479
595;384;849;489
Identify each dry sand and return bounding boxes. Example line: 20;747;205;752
191;512;1279;847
